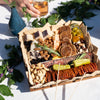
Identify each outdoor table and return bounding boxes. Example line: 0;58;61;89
0;0;100;100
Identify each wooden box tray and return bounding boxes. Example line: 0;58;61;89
18;20;100;91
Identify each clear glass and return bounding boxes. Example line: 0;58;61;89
31;0;48;16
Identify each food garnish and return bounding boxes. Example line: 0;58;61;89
53;64;71;71
71;24;84;43
35;43;60;56
73;59;90;67
76;53;86;59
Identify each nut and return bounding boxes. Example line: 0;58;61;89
33;69;37;74
30;68;33;72
34;48;41;51
41;77;46;84
33;79;40;84
36;76;39;81
31;73;35;79
31;64;35;69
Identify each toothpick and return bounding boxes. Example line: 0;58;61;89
55;63;60;100
68;72;86;100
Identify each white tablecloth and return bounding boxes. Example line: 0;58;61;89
0;0;100;100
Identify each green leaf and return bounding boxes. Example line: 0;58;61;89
5;44;22;67
72;0;85;4
85;1;90;5
2;61;8;70
22;7;27;12
5;44;12;49
25;13;31;22
48;14;59;25
76;53;86;59
39;18;47;26
8;78;16;86
9;1;16;8
13;69;24;82
32;19;40;27
0;67;3;74
22;7;31;22
4;69;7;75
0;75;5;83
3;0;9;4
0;85;13;96
0;95;5;100
6;74;12;78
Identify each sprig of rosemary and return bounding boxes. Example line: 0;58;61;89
35;43;60;56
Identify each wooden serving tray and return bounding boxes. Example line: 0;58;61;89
18;20;100;91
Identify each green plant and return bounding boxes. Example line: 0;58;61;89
32;0;100;30
0;44;24;100
4;0;16;8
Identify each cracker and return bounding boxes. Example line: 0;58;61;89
65;20;71;26
80;23;87;36
56;19;66;26
24;28;42;35
51;19;66;32
93;53;98;64
25;34;34;41
71;20;82;26
43;22;51;28
85;32;91;48
92;44;98;54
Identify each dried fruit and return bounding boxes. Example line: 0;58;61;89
60;45;72;57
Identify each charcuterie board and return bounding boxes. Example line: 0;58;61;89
18;20;100;91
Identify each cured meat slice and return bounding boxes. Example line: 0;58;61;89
78;66;85;75
60;45;72;57
90;63;98;70
82;65;89;73
43;53;92;68
45;63;98;83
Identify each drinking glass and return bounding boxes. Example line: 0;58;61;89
31;0;48;16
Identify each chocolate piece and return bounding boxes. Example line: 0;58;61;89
42;30;48;37
33;31;40;39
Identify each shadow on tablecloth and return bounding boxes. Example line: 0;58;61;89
0;32;30;92
41;85;66;100
0;23;13;36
